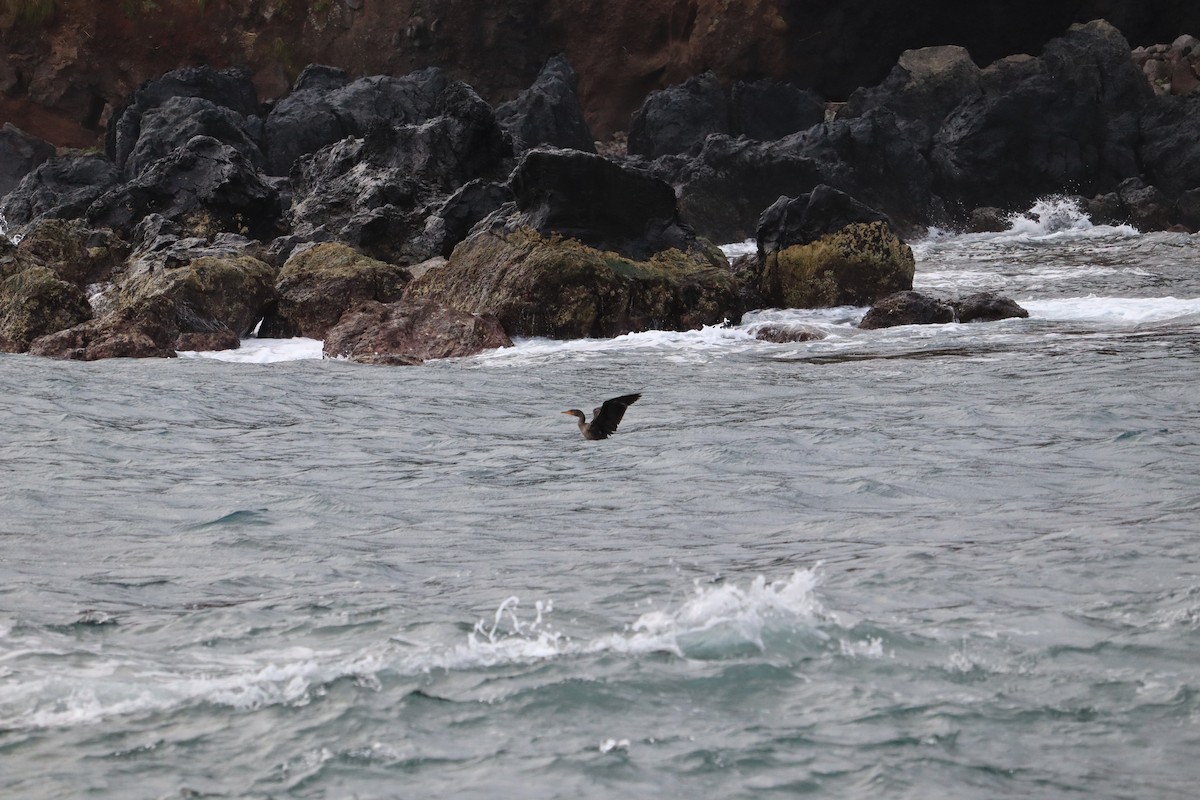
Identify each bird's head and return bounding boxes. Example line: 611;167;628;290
562;409;585;420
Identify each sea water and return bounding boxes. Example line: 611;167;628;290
2;199;1199;798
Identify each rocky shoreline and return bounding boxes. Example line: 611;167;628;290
1;19;1196;363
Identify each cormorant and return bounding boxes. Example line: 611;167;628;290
562;393;641;440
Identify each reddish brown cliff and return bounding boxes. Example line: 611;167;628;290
3;0;1200;149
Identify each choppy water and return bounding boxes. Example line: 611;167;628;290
3;200;1200;799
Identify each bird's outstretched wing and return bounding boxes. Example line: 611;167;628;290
589;393;641;439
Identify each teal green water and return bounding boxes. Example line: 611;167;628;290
2;216;1200;798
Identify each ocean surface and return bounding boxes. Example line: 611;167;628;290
2;199;1199;799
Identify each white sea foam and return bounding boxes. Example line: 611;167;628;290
720;239;757;259
0;572;832;730
178;337;324;363
1022;296;1200;325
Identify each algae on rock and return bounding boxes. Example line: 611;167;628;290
757;221;915;309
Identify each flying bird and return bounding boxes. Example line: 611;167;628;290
562;393;641;440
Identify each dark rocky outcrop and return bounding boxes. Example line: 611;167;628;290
1;124;56;199
259;243;412;339
756;185;893;258
495;55;595;153
85;136;281;240
628;72;729;158
14;218;128;289
628;72;825;160
29;296;180;360
262;67;459;177
730;79;826;142
106;65;262;175
506;148;692;260
323;298;512;365
2;154;121;231
1138;92;1200;197
931;21;1153;215
284;79;511;264
120;96;265;179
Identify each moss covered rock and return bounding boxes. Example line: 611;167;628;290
15;218;128;288
758;221;915;309
259;242;412;338
0;266;93;352
405;228;743;339
119;254;277;337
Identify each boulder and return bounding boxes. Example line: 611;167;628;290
758;221;915;310
262;67;455;176
628;72;729;158
85;135;281;240
729;79;825;142
506;148;693;260
29;296;179;360
116;253;277;338
756;184;893;258
859;290;955;329
120;95;265;178
1;154;120;231
0;265;93;351
258;242;412;339
495;54;595;153
323;298;512;365
404;227;741;339
0;124;55;198
106;65;261;174
285;80;511;263
950;292;1030;323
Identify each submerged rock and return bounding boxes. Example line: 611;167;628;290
950;292;1030;323
860;289;1029;329
323;298;512;365
859;290;955;329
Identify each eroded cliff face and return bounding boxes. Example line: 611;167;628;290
2;0;1200;149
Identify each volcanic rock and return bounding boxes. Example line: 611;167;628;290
0;124;55;198
120;95;265;178
258;243;412;339
285;79;511;264
2;154;121;231
628;72;728;158
29;296;179;360
729;79;825;142
85;135;281;240
495;54;595;153
14;218;129;289
756;184;894;258
323;298;513;365
106;65;261;175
